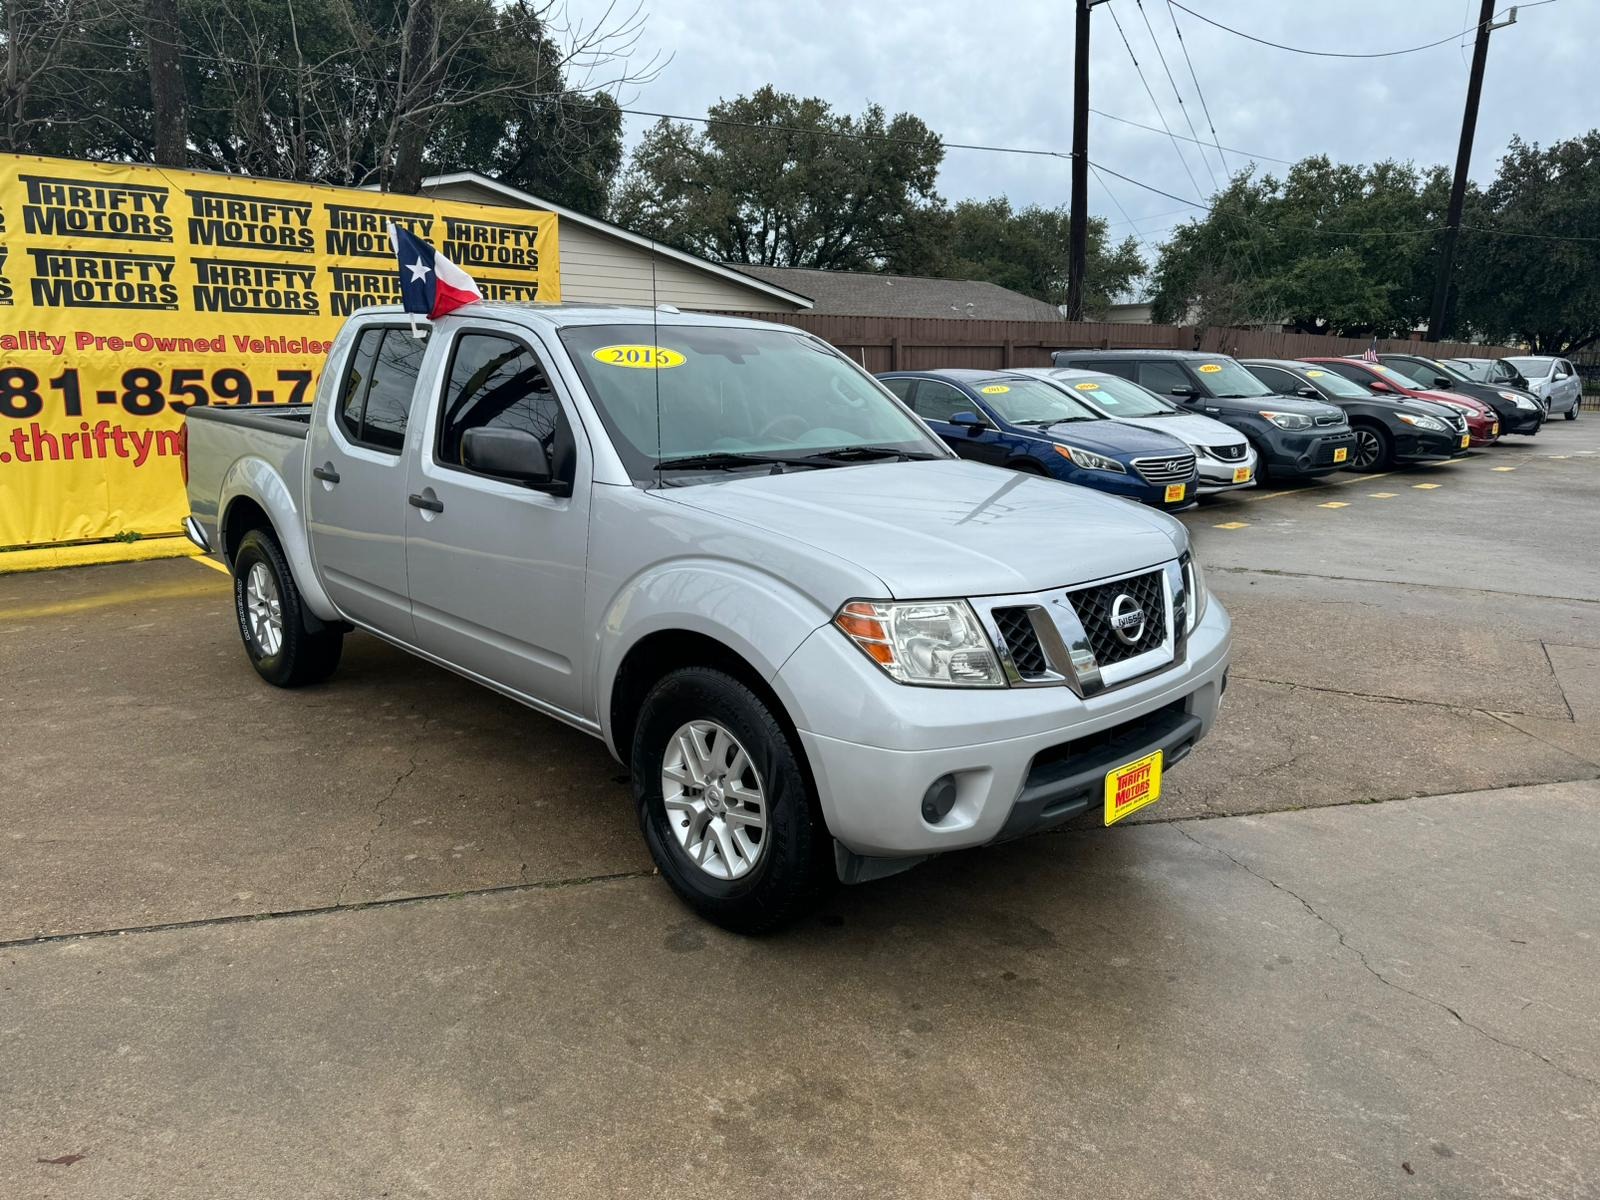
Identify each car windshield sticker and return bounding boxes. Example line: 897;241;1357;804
1306;370;1326;377
1073;381;1100;390
592;344;686;369
980;384;1010;394
1198;363;1222;373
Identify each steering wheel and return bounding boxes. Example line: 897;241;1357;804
757;413;810;442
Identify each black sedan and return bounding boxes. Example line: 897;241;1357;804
1242;358;1471;472
1374;353;1544;436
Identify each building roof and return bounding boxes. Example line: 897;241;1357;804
723;265;1065;321
417;172;814;311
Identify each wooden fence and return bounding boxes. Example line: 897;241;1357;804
719;312;1521;375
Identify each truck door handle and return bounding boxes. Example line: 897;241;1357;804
312;465;340;484
408;492;444;513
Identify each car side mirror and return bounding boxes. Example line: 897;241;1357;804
1433;375;1453;389
950;411;988;433
1170;387;1200;402
1296;386;1320;399
462;426;560;491
1369;380;1393;393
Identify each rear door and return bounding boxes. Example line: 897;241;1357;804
1555;360;1582;409
305;323;426;638
403;324;593;719
912;380;1008;466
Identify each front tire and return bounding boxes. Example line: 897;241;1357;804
1567;403;1580;421
1349;424;1392;472
631;668;831;933
232;529;343;687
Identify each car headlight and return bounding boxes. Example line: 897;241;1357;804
1500;391;1536;410
1181;554;1208;635
1258;410;1313;430
834;600;1005;687
1053;444;1127;473
1396;413;1446;431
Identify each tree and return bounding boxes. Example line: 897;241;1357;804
937;198;1143;315
1455;133;1600;354
611;86;945;270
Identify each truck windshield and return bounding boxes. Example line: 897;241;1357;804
1048;373;1175;417
559;323;946;482
1192;359;1274;399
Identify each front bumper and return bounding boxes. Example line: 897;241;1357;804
773;597;1231;861
1194;445;1258;494
1259;427;1358;477
1495;407;1542;436
1394;425;1470;462
1064;467;1199;511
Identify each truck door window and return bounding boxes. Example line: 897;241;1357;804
336;326;423;454
438;333;574;485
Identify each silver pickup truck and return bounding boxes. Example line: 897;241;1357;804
184;303;1231;930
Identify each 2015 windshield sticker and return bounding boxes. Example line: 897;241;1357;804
1073;381;1100;390
1198;363;1222;373
592;344;685;369
980;384;1010;394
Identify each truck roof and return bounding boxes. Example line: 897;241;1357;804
353;301;795;334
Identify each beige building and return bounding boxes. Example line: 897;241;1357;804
419;171;812;315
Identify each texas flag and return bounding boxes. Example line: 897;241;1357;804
388;222;483;319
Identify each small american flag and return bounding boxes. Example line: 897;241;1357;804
1362;337;1379;363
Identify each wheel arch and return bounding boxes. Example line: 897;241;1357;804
217;457;340;622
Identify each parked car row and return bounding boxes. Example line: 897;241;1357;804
876;346;1561;510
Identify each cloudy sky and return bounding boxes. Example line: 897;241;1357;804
566;0;1595;250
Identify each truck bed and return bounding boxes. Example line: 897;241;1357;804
186;403;312;440
185;404;312;549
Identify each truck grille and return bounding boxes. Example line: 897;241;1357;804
1131;453;1196;485
992;607;1050;679
1206;443;1246;461
1067;570;1167;666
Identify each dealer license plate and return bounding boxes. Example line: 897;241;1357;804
1333;447;1349;463
1105;751;1163;825
1461;434;1470;448
1492;422;1500;435
1232;466;1252;483
1165;483;1186;503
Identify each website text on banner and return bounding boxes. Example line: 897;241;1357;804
0;155;559;548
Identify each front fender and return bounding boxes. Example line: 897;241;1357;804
593;558;832;756
219;456;340;622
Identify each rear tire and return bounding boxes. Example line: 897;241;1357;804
232;529;343;688
1349;424;1392;472
631;667;831;933
1567;404;1579;421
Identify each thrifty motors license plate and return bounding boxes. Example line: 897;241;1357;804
1492;422;1500;435
1105;750;1164;825
1232;466;1252;483
1461;434;1470;447
1165;483;1186;503
1333;447;1349;463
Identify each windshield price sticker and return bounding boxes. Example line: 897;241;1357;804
1198;363;1223;373
1306;370;1326;378
1073;381;1100;391
592;344;685;369
980;384;1010;394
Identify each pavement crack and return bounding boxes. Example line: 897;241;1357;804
336;752;420;906
1232;674;1509;716
1174;823;1600;1091
1211;565;1600;607
1539;641;1578;722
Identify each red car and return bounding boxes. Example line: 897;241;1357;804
1300;358;1501;447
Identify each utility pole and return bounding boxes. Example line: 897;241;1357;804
1427;1;1518;342
1067;0;1096;322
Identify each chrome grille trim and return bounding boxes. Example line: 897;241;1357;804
1206;443;1247;461
1131;453;1197;485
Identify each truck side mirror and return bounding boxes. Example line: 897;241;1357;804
462;426;560;491
950;411;988;434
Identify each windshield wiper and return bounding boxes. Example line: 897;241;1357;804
654;451;841;473
1016;416;1092;427
803;445;941;462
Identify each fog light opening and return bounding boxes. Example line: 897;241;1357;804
921;775;958;825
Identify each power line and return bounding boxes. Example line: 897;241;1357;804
1091;108;1295;165
1166;0;1552;60
1165;0;1229;178
1105;2;1206;201
1136;0;1218;191
1089;161;1159;264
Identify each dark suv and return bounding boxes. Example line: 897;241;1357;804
1053;350;1356;481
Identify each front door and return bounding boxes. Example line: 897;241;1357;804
305;323;427;639
912;380;1008;466
403;326;593;720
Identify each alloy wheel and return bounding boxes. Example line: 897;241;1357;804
1353;428;1383;470
661;720;768;880
244;562;285;656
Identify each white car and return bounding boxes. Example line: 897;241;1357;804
1505;356;1583;421
1012;367;1258;494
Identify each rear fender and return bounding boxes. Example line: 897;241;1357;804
219;457;340;622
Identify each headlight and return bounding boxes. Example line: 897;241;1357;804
1258;410;1313;430
1396;413;1446;431
1053;444;1127;473
1500;392;1536;410
834;600;1005;687
1181;554;1208;635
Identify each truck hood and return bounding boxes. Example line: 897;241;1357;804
660;459;1185;599
1105;411;1245;448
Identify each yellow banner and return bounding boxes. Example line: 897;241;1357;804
0;154;559;547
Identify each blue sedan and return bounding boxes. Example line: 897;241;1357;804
877;369;1201;509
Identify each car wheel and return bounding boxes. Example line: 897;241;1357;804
631;668;832;933
1349;425;1392;472
232;529;344;687
1566;403;1579;421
